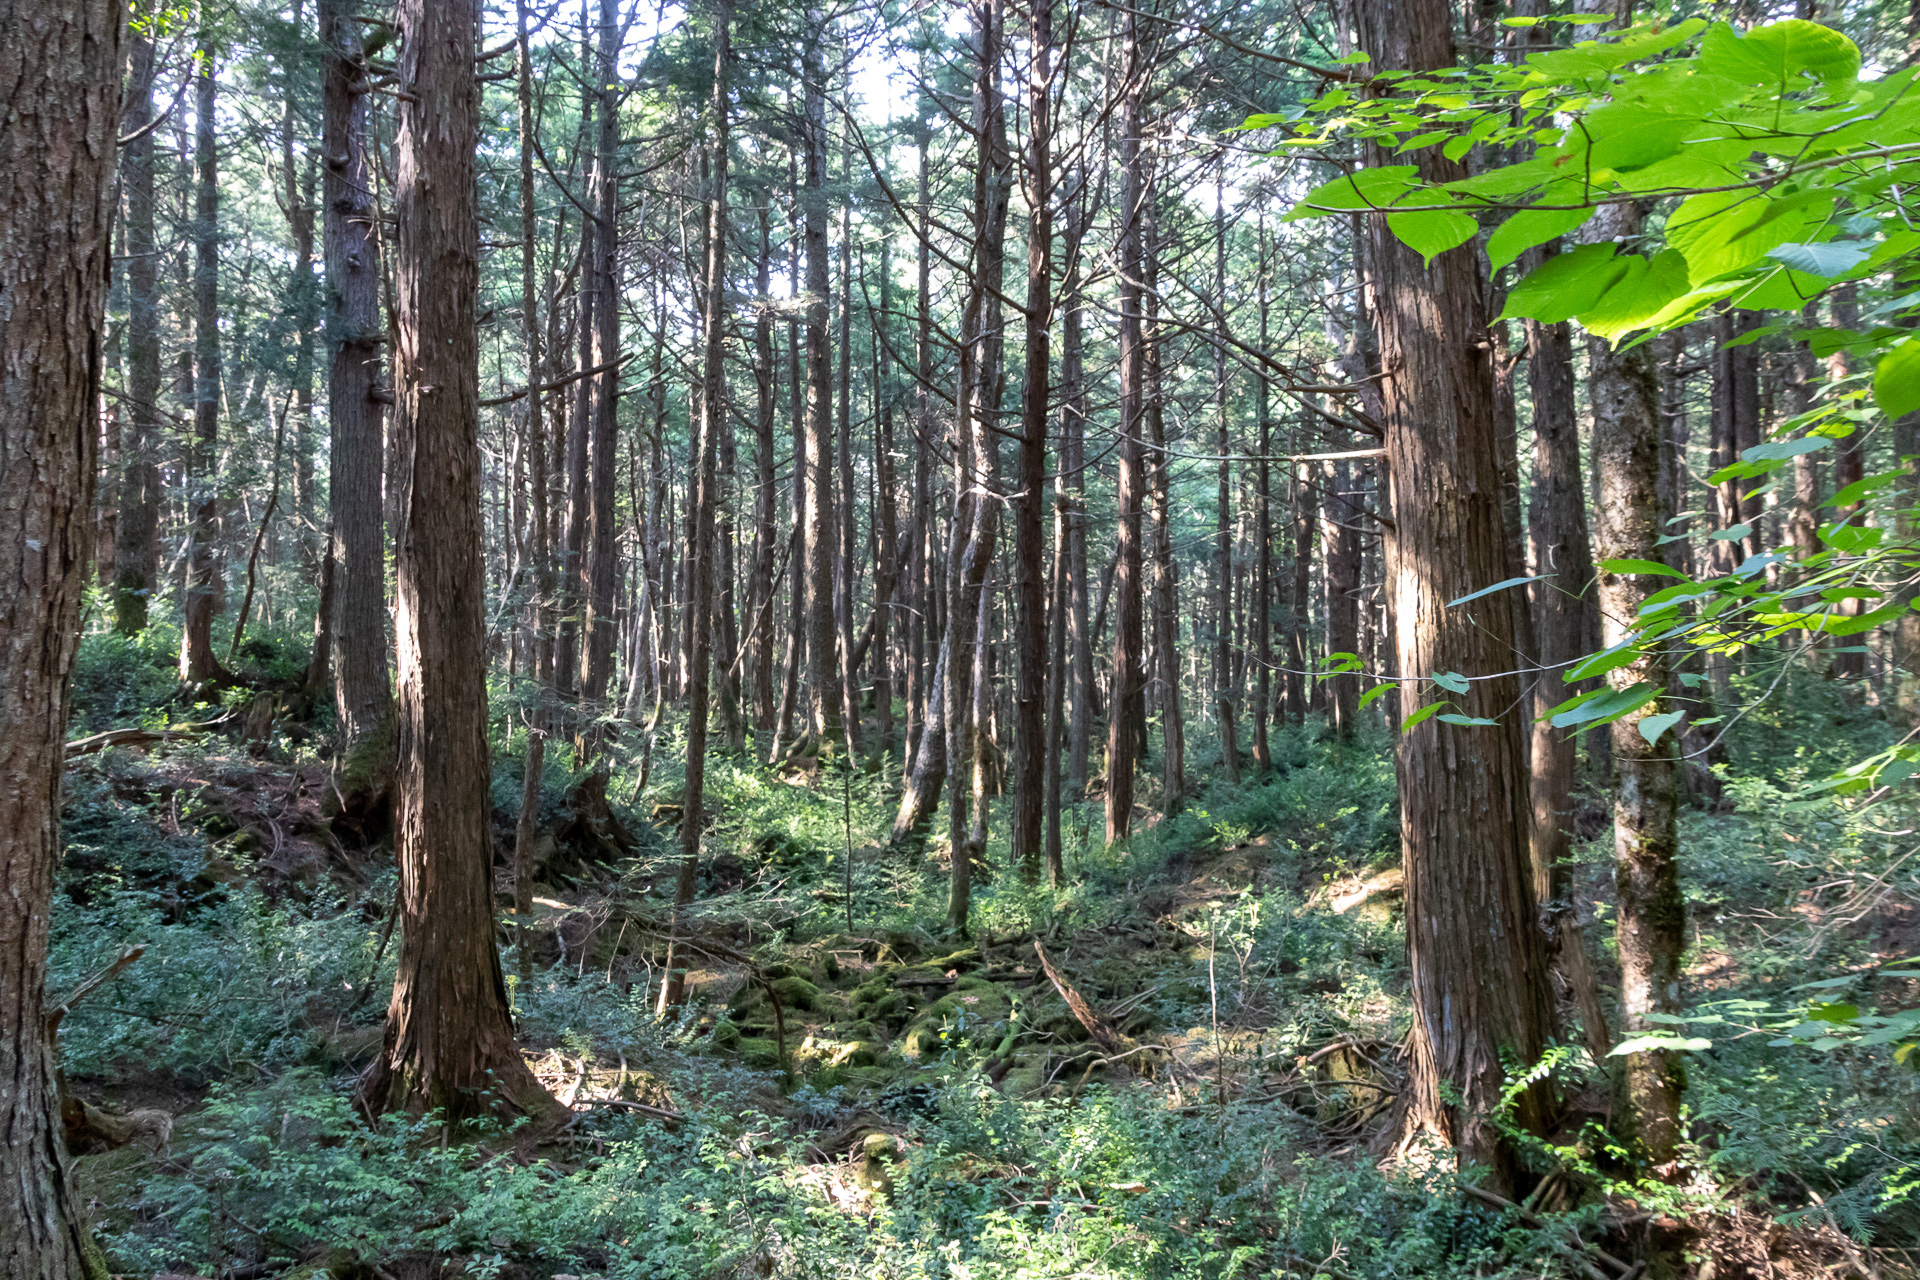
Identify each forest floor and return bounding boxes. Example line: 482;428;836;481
47;632;1920;1280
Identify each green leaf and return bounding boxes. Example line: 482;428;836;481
1567;640;1641;682
1447;574;1545;607
1807;1001;1861;1024
1609;1033;1713;1056
1767;241;1872;277
1698;18;1860;90
1580;249;1692;344
1742;436;1831;462
1501;243;1626;324
1639;709;1684;746
1437;713;1501;726
1667;188;1833;285
1601;558;1689;579
1430;670;1471;694
1400;701;1447;731
1874;341;1920;420
1288;166;1422;220
1358;682;1395;710
1486;205;1597;272
1387;209;1481;265
1551;683;1659;729
1708;523;1754;541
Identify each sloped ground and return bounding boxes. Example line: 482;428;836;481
47;704;1920;1279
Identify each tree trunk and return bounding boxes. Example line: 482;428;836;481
1522;241;1611;1058
114;28;161;637
1212;171;1240;783
660;4;730;1013
1011;0;1052;876
1105;4;1148;844
1322;457;1362;737
0;4;122;1274
1588;203;1685;1170
322;0;393;820
363;0;553;1122
179;22;228;687
1350;0;1557;1187
803;16;840;743
751;211;778;728
1062;184;1093;798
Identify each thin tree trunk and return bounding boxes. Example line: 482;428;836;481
1322;457;1362;737
1011;0;1053;875
1212;169;1240;783
322;0;393;816
115;27;161;637
179;22;227;687
660;3;730;1013
1105;4;1148;844
803;17;840;743
1588;202;1685;1169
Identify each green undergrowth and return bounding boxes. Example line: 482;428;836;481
51;631;1920;1276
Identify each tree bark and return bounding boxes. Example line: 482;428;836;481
114;27;161;638
0;5;122;1275
660;1;729;1013
1588;203;1685;1170
1011;0;1052;876
1350;0;1557;1187
802;15;840;743
1322;457;1363;737
179;21;228;687
1212;170;1240;783
363;0;553;1121
1105;4;1148;844
322;0;394;819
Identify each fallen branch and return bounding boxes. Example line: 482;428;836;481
65;728;201;758
1034;940;1135;1055
46;943;147;1037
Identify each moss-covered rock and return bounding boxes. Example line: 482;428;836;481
738;1036;783;1070
767;975;820;1011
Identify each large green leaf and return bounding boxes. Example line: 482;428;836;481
1579;248;1691;344
1698;19;1860;90
1486;197;1595;271
1286;166;1421;220
1767;240;1871;277
1667;188;1833;285
1875;341;1920;420
1500;242;1627;323
1387;209;1481;265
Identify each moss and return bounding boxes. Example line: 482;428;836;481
767;975;820;1011
762;961;799;980
709;1020;743;1051
738;1037;783;1070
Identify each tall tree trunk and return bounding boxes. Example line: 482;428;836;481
513;0;549;957
1588;202;1685;1169
1522;241;1611;1057
947;0;1009;931
1011;0;1052;876
802;16;840;743
1350;0;1557;1188
322;0;394;820
751;210;778;727
660;1;730;1013
1144;195;1183;811
179;21;228;687
1322;457;1362;737
1212;170;1240;783
1062;184;1092;797
573;0;623;835
1251;213;1273;766
1105;3;1148;844
363;0;553;1121
115;26;161;637
0;4;122;1274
